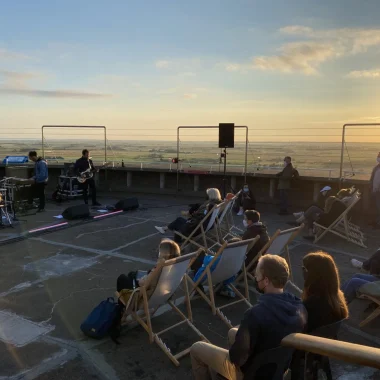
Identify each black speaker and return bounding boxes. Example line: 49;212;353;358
115;198;139;211
218;123;235;148
62;204;90;220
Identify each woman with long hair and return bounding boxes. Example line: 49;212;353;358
291;251;348;380
302;251;348;331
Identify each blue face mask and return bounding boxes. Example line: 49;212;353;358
243;188;249;192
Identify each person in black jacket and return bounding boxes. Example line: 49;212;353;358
242;210;269;267
74;149;101;206
303;196;346;239
235;184;256;216
190;255;307;380
154;188;222;243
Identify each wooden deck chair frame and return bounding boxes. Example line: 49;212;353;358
174;203;223;252
358;285;380;328
313;193;366;248
116;252;209;366
186;237;259;328
237;225;304;285
221;192;245;239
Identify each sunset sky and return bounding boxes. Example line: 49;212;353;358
0;0;379;142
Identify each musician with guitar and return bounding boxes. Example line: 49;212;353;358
74;149;101;206
27;151;49;212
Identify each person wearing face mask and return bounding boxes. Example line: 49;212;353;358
241;210;269;267
236;184;256;216
276;156;300;215
370;152;380;229
190;255;306;380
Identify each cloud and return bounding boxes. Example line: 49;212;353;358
0;70;111;99
0;88;111;98
347;69;380;78
253;41;339;75
155;60;171;69
225;25;380;75
0;48;30;60
183;93;197;99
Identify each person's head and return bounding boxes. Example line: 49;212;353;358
28;151;38;162
158;239;181;261
320;186;332;197
337;188;351;199
255;255;289;294
206;188;222;202
302;251;348;320
377;152;380;164
243;210;260;228
242;183;250;193
82;149;89;159
284;156;292;166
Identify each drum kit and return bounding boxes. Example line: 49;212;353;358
0;177;34;227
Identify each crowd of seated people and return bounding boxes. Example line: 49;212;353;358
113;184;376;379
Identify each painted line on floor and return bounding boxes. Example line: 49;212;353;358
110;232;160;252
75;219;150;239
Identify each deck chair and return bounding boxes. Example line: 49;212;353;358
116;252;209;366
314;192;366;248
358;281;380;327
186;237;259;328
237;225;304;285
174;203;224;251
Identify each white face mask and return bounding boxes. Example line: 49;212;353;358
377;157;380;163
243;220;248;228
243;187;249;192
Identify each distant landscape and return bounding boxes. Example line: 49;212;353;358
0;139;377;179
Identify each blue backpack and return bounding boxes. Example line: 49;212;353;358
80;297;121;340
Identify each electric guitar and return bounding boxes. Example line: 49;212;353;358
77;163;109;184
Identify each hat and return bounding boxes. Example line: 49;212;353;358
320;186;332;193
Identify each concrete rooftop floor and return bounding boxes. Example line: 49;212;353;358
0;193;379;380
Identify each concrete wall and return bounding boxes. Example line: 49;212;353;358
0;164;375;217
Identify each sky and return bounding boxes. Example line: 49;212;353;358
0;0;379;142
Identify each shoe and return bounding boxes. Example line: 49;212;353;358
351;259;363;269
155;226;166;234
219;285;236;299
92;202;101;206
237;210;244;216
293;212;303;218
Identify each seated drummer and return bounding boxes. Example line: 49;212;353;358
28;151;48;212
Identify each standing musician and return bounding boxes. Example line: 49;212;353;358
74;149;101;206
27;151;49;212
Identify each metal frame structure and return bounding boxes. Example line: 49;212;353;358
176;126;248;193
339;123;380;181
41;125;107;163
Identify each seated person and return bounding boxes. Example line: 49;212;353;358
337;187;355;206
303;196;347;238
116;239;180;297
235;184;256;216
351;248;380;272
291;251;348;379
242;210;269;268
293;186;332;224
342;248;380;303
154;188;222;243
190;255;307;380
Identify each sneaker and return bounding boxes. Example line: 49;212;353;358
237;210;244;216
155;226;166;234
293;212;303;218
219;285;236;299
351;259;363;269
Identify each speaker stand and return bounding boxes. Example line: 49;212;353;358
222;147;227;198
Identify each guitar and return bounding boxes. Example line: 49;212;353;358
77;163;109;184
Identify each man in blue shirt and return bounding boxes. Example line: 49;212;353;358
28;151;48;212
